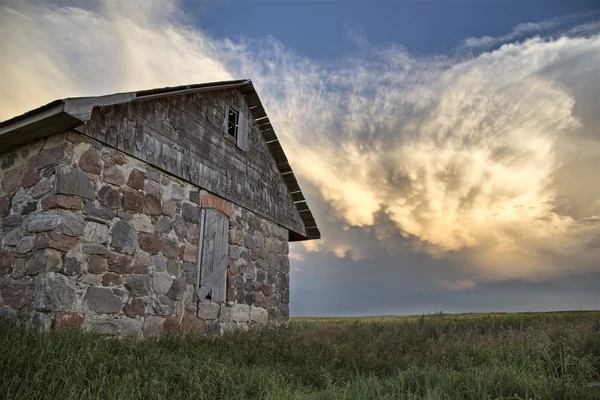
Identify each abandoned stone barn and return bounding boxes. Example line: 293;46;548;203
0;79;319;337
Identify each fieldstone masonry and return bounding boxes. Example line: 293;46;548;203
0;130;290;337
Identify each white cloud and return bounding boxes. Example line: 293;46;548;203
1;0;600;281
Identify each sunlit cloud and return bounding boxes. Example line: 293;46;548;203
1;0;600;282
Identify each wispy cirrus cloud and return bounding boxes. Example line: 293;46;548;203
1;0;600;283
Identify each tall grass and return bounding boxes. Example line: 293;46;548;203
1;311;599;399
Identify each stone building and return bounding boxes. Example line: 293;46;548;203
0;79;319;337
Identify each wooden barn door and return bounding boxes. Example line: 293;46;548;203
196;208;229;303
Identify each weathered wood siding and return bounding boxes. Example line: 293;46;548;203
83;89;306;236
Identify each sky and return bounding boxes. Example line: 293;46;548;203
1;0;599;316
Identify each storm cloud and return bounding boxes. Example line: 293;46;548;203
1;0;599;295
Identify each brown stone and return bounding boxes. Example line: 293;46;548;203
261;284;274;297
79;149;102;175
144;180;161;199
0;280;34;310
123;190;144;213
127;169;145;190
138;233;162;254
124;297;146;318
97;185;122;209
41;195;84;210
55;312;85;331
254;292;270;308
1;166;24;194
185;224;199;244
164;315;180;335
181;310;205;337
103;166;125;186
21;160;40;188
181;245;198;263
227;286;236;302
102;272;123;286
66;131;89;145
0;249;14;274
35;231;78;252
161;237;179;259
0;193;10;218
161;200;176;217
201;193;234;218
106;252;133;274
144;195;162;215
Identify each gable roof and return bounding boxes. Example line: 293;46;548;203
0;79;320;241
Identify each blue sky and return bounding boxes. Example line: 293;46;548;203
191;0;600;56
1;0;600;316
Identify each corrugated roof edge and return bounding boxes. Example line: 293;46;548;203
0;79;320;241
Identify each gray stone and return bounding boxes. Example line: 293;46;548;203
110;221;138;254
26;249;62;275
83;201;114;220
83;221;109;243
152;295;175;315
181;203;198;223
22;203;37;215
36;143;73;170
181;263;197;284
143;315;164;338
231;304;250;322
249;306;268;323
243;233;255;249
34;272;77;312
55;166;95;199
25;311;53;332
30;178;53;198
189;191;200;204
125;274;151;296
2;214;22;229
132;214;153;233
62;257;82;276
85;287;122;314
15;236;35;254
172;215;186;237
85;315;117;335
152;272;172;294
154;216;172;234
150;254;167;272
80;274;102;285
3;228;22;247
116;317;143;337
11;192;29;214
198;301;221;320
26;210;85;237
11;258;26;279
166;278;186;301
171;185;184;201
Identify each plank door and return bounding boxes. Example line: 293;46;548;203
196;208;229;303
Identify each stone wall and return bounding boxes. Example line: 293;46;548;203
0;131;290;337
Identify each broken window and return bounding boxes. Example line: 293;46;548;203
195;208;229;303
227;106;238;138
223;104;248;151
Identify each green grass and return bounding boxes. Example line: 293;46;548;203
1;311;600;399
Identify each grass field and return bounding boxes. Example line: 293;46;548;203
1;311;599;399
